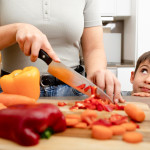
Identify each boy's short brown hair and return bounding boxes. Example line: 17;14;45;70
135;51;150;74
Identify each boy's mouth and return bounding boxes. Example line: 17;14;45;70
140;87;150;93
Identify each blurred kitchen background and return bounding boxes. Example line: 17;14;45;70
80;0;150;92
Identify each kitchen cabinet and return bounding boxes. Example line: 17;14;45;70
104;33;121;64
116;0;131;16
99;0;116;16
99;0;131;17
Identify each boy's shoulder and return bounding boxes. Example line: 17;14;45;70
121;91;132;96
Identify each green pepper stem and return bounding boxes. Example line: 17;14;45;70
40;127;53;139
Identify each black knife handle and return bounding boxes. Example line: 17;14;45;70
38;49;52;65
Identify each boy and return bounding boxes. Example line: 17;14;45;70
130;51;150;97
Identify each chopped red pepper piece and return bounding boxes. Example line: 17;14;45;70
84;85;92;92
70;97;124;112
73;84;125;112
109;114;128;125
91;86;97;95
77;84;86;89
0;103;66;146
58;102;67;106
92;118;112;127
103;105;113;112
92;114;129;127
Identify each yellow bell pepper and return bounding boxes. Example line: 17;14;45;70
0;66;40;100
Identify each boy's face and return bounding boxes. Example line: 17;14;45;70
130;60;150;93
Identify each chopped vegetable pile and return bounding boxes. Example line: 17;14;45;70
57;85;146;144
58;85;124;112
69;97;124;111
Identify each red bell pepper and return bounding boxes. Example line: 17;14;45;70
0;103;66;146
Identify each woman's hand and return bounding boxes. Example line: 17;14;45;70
16;23;60;62
87;69;125;103
132;92;150;97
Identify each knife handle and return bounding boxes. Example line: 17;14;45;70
38;49;52;65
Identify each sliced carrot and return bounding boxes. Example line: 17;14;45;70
65;114;81;121
81;110;98;125
124;103;145;122
123;132;143;143
121;122;137;131
74;122;88;129
110;125;126;135
0;93;36;106
92;125;113;140
0;103;7;109
66;118;80;127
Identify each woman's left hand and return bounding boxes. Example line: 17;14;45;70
87;69;125;103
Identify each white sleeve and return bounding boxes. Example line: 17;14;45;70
84;0;102;27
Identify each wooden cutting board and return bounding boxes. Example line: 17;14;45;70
0;99;149;150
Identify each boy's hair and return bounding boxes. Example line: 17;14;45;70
135;51;150;74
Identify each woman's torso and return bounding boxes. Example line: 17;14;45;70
0;0;102;74
0;0;85;73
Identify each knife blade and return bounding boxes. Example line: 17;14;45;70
38;49;113;103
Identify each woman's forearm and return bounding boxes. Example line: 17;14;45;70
84;48;107;76
0;23;21;50
81;26;107;76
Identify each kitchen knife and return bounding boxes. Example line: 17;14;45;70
38;49;113;103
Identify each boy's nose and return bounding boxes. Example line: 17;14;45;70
145;75;150;84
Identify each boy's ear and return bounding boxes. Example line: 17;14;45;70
130;71;135;84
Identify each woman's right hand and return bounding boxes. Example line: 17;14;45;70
16;23;60;62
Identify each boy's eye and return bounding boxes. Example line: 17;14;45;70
141;68;148;74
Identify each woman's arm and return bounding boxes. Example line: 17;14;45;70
0;23;59;62
81;26;124;103
0;24;19;50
